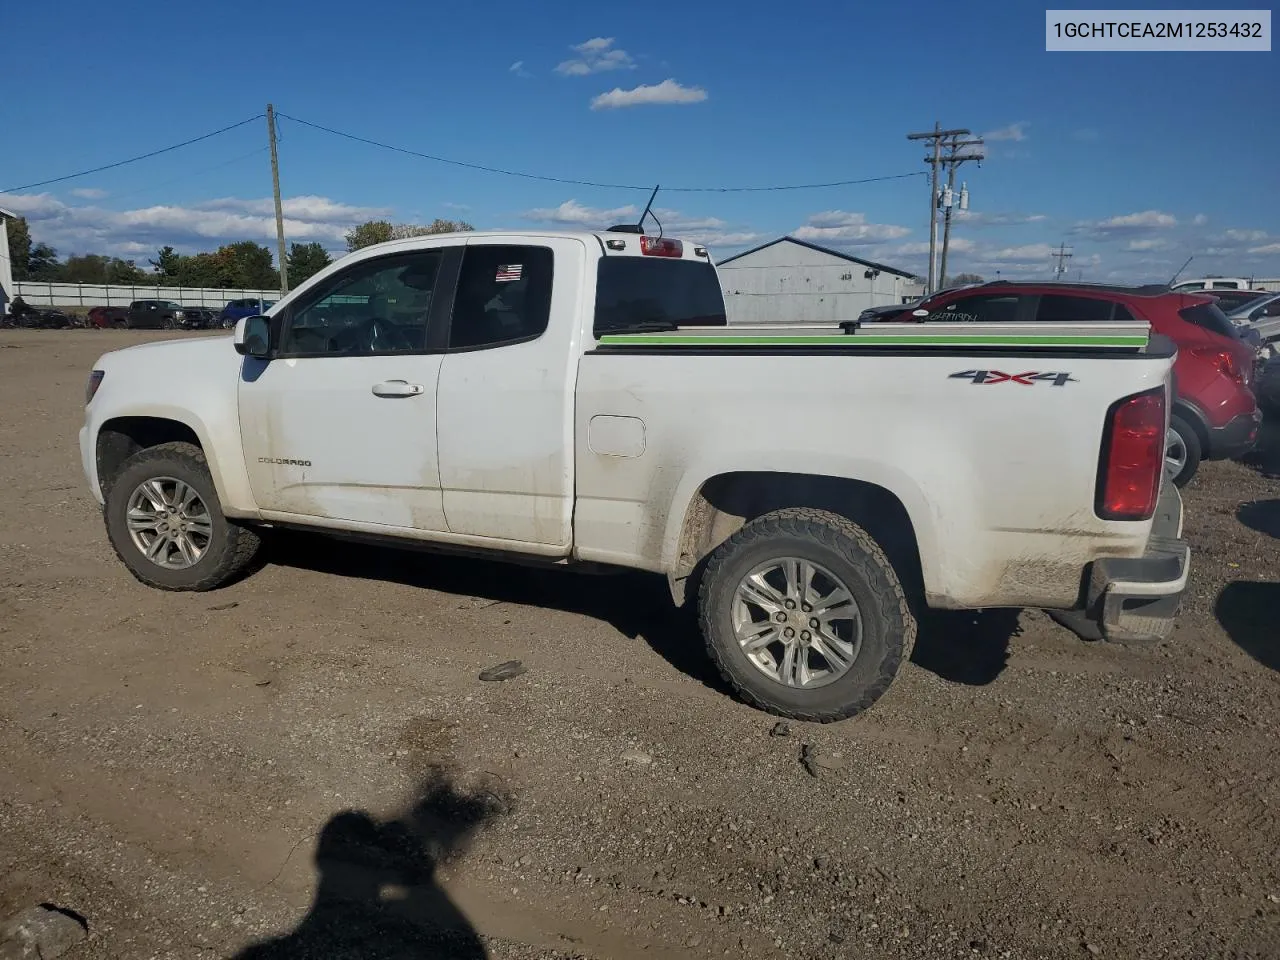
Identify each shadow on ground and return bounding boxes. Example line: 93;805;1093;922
1237;499;1280;539
269;532;727;691
270;532;1021;691
233;766;509;960
1214;581;1280;673
1242;409;1280;479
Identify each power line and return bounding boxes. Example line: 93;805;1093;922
0;115;265;194
106;147;269;202
276;112;925;193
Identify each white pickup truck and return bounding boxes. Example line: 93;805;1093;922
79;228;1191;721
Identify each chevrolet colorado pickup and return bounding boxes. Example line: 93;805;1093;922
79;229;1191;721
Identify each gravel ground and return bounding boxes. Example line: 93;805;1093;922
1;329;1277;960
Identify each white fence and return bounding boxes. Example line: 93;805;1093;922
14;281;280;309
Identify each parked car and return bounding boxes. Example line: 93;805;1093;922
1170;277;1255;292
219;298;276;328
87;306;130;329
889;281;1260;486
1200;289;1271;312
78;229;1191;722
125;300;191;330
1228;292;1280;358
177;306;217;330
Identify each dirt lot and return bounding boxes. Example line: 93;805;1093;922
1;329;1277;960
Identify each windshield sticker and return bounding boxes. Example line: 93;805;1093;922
496;264;523;282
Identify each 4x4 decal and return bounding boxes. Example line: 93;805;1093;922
949;370;1077;386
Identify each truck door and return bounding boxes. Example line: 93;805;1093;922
237;247;456;532
435;237;583;549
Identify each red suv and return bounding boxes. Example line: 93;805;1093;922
877;282;1260;485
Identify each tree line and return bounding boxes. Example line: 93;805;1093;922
5;215;474;290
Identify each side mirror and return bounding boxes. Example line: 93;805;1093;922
234;315;271;358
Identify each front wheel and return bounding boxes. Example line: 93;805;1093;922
104;442;262;591
1165;416;1201;488
698;507;916;723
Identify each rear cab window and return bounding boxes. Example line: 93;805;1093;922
593;256;726;336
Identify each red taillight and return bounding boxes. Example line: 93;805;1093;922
640;236;683;258
1189;345;1243;383
1097;387;1165;521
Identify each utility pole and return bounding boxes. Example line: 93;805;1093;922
937;137;984;287
907;123;971;294
1051;242;1073;281
266;104;289;295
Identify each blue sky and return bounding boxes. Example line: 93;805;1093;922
3;0;1277;281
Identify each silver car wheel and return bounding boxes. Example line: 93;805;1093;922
126;477;213;569
1165;427;1187;479
731;557;863;689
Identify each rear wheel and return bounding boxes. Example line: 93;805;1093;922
104;442;262;591
1165;415;1201;487
698;507;915;722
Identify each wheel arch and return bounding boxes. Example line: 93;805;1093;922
663;468;933;609
94;409;256;517
1170;397;1210;451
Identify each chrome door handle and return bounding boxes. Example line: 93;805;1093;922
371;380;424;397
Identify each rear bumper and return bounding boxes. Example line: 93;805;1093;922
1204;408;1261;461
1053;483;1190;643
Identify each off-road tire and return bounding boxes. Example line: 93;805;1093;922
104;441;261;591
698;507;916;723
1167;415;1201;488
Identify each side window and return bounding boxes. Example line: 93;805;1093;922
279;251;443;356
448;245;553;350
1035;295;1117;322
927;294;1021;323
1210;281;1239;289
1264;300;1280;318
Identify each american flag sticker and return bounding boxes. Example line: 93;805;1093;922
495;264;523;282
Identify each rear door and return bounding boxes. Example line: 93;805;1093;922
434;237;583;549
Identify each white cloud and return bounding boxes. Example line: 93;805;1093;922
1125;238;1170;252
556;37;635;76
199;195;391;221
953;210;1046;227
894;238;975;256
1220;228;1268;243
1192;213;1208;226
522;199;639;226
980;243;1057;260
1074;210;1178;239
792;211;911;246
590;79;707;110
983;122;1029;142
5;191;387;257
509;60;531;78
70;187;107;199
1248;243;1280;255
521;199;756;247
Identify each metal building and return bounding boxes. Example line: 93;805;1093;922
717;236;923;326
0;206;16;315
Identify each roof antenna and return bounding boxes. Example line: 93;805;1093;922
1169;253;1194;286
638;184;662;238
